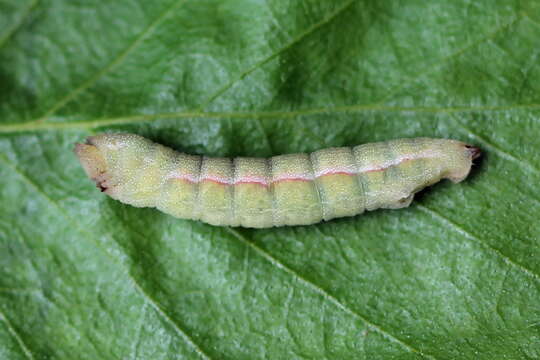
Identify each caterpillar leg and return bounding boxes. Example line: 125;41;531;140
384;194;415;209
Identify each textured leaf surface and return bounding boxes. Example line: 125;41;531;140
1;0;539;359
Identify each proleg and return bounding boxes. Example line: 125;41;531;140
74;133;481;228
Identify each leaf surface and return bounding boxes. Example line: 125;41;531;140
1;0;539;359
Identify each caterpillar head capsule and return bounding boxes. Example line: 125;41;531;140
74;133;161;206
74;141;109;192
74;134;144;193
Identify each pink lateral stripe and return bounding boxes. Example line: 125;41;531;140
272;174;313;183
272;176;312;183
357;151;434;173
169;174;198;183
168;152;434;186
235;175;269;187
235;180;269;186
200;175;232;185
315;169;355;177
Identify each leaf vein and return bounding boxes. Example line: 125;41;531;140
0;0;39;50
224;227;439;360
0;154;214;360
374;16;520;105
196;0;356;110
458;123;540;176
0;309;35;360
522;13;540;29
35;0;188;121
417;205;540;282
2;103;540;133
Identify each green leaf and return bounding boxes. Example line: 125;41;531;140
1;0;539;358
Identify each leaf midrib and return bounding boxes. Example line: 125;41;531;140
2;103;540;134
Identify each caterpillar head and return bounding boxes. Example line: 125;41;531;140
74;141;109;192
74;133;153;197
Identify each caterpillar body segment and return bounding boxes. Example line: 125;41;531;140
75;134;480;228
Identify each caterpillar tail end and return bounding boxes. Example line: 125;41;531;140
74;140;109;192
445;142;482;183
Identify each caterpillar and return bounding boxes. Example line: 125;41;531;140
75;133;480;228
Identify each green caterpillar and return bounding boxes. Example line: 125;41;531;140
75;134;480;228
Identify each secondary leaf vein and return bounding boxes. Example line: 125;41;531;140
0;0;39;50
375;16;519;105
224;227;438;360
458;123;540;176
35;0;188;121
417;205;540;282
0;309;35;360
196;0;356;110
0;154;214;360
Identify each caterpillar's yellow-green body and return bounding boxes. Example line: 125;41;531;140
75;134;480;228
